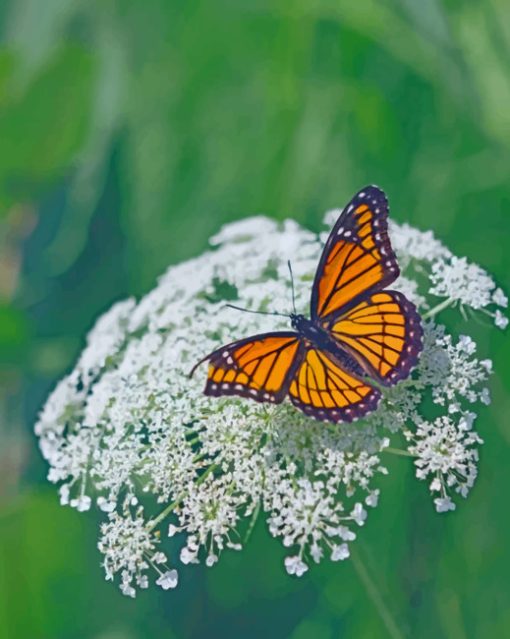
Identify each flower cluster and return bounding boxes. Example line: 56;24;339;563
99;505;178;597
35;205;506;596
405;412;482;513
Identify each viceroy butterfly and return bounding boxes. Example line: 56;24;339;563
191;186;423;423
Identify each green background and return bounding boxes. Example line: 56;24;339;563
1;1;509;638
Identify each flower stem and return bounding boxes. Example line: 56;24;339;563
147;463;218;531
423;297;455;319
383;447;415;458
243;500;261;544
351;549;405;639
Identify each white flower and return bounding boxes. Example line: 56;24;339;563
70;495;92;512
210;216;279;246
418;325;492;407
493;287;508;308
430;256;497;310
98;506;177;596
156;570;179;590
406;413;482;506
97;497;116;513
365;490;380;508
331;544;350;561
180;545;199;565
494;310;509;330
388;221;451;265
351;503;367;526
284;555;309;577
35;210;503;595
434;497;456;513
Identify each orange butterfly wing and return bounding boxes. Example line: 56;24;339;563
326;291;423;386
288;347;381;423
311;186;399;321
191;333;304;403
310;185;422;388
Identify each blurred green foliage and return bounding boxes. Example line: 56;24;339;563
0;1;509;637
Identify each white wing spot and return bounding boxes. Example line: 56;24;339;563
359;192;366;198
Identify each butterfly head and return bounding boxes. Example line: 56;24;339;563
290;313;307;332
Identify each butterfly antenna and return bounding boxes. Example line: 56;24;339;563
288;260;297;314
224;303;288;318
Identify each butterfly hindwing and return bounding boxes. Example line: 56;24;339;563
201;333;303;403
326;290;423;386
288;347;381;423
311;185;399;321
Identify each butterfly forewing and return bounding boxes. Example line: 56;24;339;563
311;186;399;321
288;348;381;423
327;291;423;386
203;333;303;403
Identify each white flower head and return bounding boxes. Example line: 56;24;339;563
35;208;502;595
430;256;499;311
406;412;482;503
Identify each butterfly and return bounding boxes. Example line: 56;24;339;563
190;186;423;423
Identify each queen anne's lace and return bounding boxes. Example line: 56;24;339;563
35;209;506;596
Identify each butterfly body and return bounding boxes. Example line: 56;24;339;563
290;313;327;345
290;313;366;378
192;185;423;424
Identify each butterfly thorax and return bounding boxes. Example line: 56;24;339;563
290;313;365;378
291;313;335;351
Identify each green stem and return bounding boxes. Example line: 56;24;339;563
423;297;455;319
147;463;219;531
351;549;406;639
383;447;415;459
243;500;261;544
